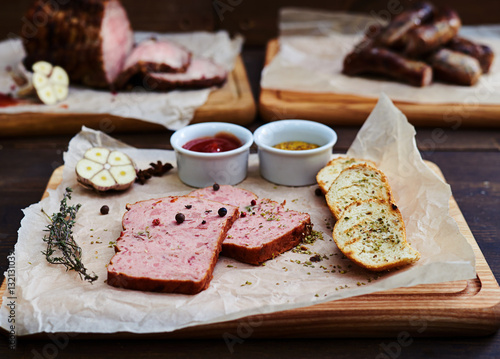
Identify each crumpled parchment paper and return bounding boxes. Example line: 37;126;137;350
0;94;475;335
0;31;243;130
261;8;500;104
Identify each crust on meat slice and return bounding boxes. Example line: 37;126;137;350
223;198;312;265
332;199;420;271
326;164;392;220
316;157;377;194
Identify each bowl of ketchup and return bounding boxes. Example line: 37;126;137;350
171;122;253;187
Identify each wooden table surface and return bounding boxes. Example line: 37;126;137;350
1;46;500;358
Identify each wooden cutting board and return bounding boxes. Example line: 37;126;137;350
0;56;256;137
260;39;500;127
1;161;499;338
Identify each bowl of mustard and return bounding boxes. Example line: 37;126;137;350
253;120;337;186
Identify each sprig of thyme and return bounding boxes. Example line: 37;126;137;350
42;187;98;283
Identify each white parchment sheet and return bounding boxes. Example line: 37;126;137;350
0;31;243;130
1;95;475;335
261;8;500;104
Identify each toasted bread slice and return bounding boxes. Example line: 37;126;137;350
326;164;392;220
332;199;420;271
316;157;377;194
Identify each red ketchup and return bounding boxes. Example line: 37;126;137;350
0;93;19;107
182;132;242;153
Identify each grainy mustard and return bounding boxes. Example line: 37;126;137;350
273;141;319;151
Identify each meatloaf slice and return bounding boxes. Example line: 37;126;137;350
145;58;228;91
189;186;312;265
114;39;192;88
107;196;238;294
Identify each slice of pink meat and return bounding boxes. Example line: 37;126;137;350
145;58;228;91
107;196;238;294
189;186;312;265
114;39;192;88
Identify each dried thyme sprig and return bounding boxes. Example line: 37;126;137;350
42;187;98;283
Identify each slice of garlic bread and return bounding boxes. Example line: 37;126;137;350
326;164;392;220
332;199;420;271
316;157;377;194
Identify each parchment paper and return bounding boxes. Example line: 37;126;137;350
0;94;475;335
261;8;500;104
0;31;243;130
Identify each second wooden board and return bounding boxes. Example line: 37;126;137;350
260;39;500;127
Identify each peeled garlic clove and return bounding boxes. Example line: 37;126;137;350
84;147;110;164
32;72;50;91
90;170;117;190
108;151;132;166
50;66;69;86
37;85;58;105
110;165;137;189
76;159;104;184
53;84;68;101
32;61;53;77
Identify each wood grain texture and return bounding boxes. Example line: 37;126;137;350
259;39;500;127
0;56;256;137
1;161;499;339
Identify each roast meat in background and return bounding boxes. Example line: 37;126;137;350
21;0;227;92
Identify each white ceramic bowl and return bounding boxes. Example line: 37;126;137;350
170;122;253;188
253;120;337;186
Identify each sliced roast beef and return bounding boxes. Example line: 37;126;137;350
189;186;312;265
114;39;192;89
22;0;133;89
107;196;239;294
144;58;228;91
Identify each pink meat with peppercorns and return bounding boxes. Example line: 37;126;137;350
189;186;312;265
107;196;238;294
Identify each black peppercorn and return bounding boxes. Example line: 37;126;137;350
185;205;192;209
100;205;109;215
213;183;220;191
315;188;323;196
175;213;185;224
201;220;206;225
218;207;227;217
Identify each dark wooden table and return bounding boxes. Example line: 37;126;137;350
0;46;499;359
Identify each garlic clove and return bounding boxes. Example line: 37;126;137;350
76;159;104;182
50;66;69;86
37;85;58;105
32;72;50;91
84;147;110;165
32;61;53;77
108;151;132;166
110;164;137;187
53;84;68;101
90;169;117;189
